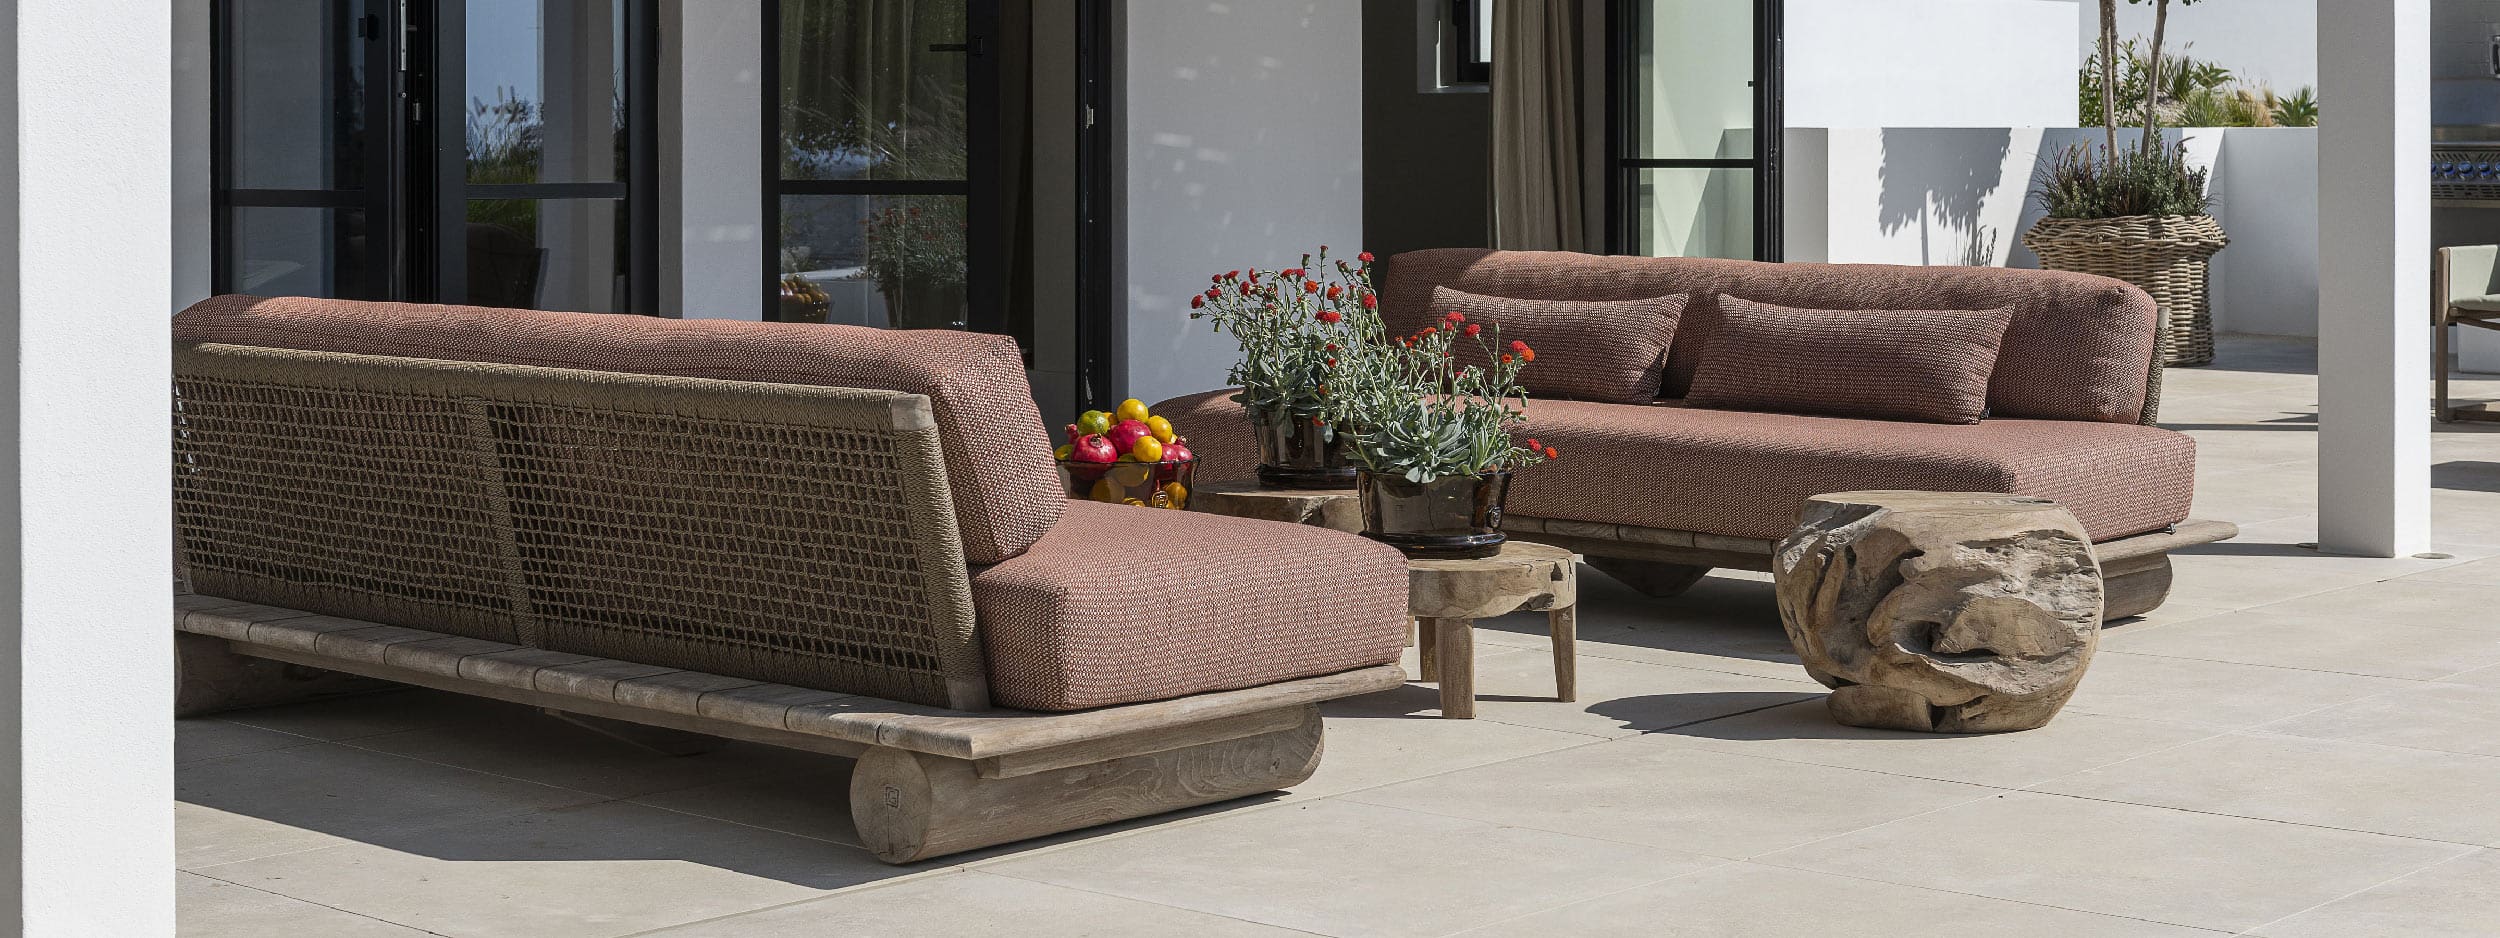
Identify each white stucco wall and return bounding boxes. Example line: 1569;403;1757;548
4;1;179;932
1785;126;2316;338
1788;0;2080;129
1123;0;1364;405
662;0;765;319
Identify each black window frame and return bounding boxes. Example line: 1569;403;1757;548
1448;0;1491;86
1603;0;1784;262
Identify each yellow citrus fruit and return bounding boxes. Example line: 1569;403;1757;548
1089;478;1122;502
1161;482;1189;509
1146;415;1176;444
1130;436;1164;463
1075;410;1114;437
1123;498;1147;507
1053;443;1074;460
1116;398;1151;423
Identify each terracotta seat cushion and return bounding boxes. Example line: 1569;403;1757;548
172;295;1063;564
1511;399;2195;543
972;500;1408;711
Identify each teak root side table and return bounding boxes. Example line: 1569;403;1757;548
1406;541;1579;719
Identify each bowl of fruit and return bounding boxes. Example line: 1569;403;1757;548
1056;398;1197;509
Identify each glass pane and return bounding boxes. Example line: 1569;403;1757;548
465;198;627;313
777;194;968;329
1633;167;1753;260
466;0;625;185
1631;0;1755;160
779;0;969;181
229;207;375;298
228;0;372;189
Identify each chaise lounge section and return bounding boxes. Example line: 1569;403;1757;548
169;296;1409;863
1157;249;2234;619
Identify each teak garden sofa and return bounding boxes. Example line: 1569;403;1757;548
169;296;1410;864
1157;249;2235;619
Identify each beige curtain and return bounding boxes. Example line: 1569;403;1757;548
1491;0;1589;252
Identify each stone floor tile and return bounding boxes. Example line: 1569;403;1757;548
2038;732;2500;844
1651;700;2216;789
1345;736;1993;859
216;687;512;742
1756;791;2473;933
982;799;1717;938
177;718;316;764
177;743;605;869
2160;545;2467;612
2250;849;2500;938
1294;705;1602;799
347;705;836;799
194;801;892;938
2060;652;2422;730
2443;663;2500;687
641;870;1307;937
629;768;861;846
178;872;432;938
2401;554;2500;584
1455;862;2218;938
2235;579;2500;633
1338;651;1817;738
2099;610;2500;680
2264;681;2500;756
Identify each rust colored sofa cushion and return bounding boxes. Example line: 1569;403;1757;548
1685;298;2013;425
1381;249;2159;424
971;500;1409;711
1426;285;1689;403
1508;399;2195;543
172;295;1062;564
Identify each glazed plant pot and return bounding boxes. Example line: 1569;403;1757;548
1358;469;1512;560
1252;411;1359;490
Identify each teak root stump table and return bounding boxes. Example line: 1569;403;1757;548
1407;541;1579;719
1187;481;1363;533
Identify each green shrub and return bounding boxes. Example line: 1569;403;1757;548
2034;139;2213;219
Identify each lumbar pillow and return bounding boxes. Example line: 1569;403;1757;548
1684;297;2014;425
1426;285;1689;404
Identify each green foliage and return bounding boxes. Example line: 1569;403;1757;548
1192;249;1376;421
465;88;541;235
2034;139;2214;219
2078;37;2314;129
1324;308;1551;484
2269;86;2319;127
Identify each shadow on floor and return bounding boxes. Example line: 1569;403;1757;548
2435;460;2500;494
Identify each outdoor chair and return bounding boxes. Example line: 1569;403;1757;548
2437;245;2500;423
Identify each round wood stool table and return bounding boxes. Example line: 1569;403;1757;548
1406;541;1579;719
1186;481;1361;533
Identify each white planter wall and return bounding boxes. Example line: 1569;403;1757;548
1786;126;2318;339
1788;0;2080;129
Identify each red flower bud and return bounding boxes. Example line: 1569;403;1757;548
1420;325;1437;335
1464;323;1481;336
1445;311;1465;323
1527;439;1541;450
1501;353;1514;363
1240;282;1254;296
1327;284;1344;299
1360;295;1378;309
1545;446;1560;460
1316;310;1343;324
1190;295;1205;309
1304;281;1320;294
1358;251;1375;263
1509;339;1528;352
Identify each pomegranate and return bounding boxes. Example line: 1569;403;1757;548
1069;433;1118;464
1105;419;1153;454
1160;439;1196;465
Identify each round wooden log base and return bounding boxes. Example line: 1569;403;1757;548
1773;491;2104;734
848;704;1325;863
1583;556;1713;599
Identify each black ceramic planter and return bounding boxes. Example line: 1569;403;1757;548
1358;469;1511;559
1252;412;1359;489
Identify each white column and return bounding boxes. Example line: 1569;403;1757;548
2315;0;2431;557
1;0;177;934
664;0;763;319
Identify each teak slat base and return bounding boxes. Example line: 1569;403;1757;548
172;594;1402;864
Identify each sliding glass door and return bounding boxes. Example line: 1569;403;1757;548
1608;0;1782;260
764;0;997;332
214;0;399;299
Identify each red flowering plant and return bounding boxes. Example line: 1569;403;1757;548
1323;308;1556;483
1187;246;1381;429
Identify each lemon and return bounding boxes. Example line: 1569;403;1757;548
1116;398;1151;423
1161;482;1189;509
1053;443;1074;460
1089;478;1123;503
1130;436;1164;463
1146;415;1176;444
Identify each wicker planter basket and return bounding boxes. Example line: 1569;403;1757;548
2023;214;2229;368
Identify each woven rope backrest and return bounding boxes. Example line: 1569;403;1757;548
174;343;989;710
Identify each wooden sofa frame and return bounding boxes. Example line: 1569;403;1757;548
171;344;1401;864
1504;516;2238;620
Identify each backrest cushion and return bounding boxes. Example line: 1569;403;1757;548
1685;298;2014;425
1426;286;1688;404
172;295;1062;564
1382;249;2158;424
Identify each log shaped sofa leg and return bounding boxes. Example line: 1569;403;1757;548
2100;554;2175;621
849;705;1326;864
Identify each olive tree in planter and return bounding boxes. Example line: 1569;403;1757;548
2031;0;2225;368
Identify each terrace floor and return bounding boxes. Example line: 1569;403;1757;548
177;336;2500;938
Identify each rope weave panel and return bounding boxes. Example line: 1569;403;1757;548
173;344;985;709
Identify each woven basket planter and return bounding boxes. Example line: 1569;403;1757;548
2023;214;2229;368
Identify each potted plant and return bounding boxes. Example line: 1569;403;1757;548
1188;247;1378;488
1325;309;1555;559
860;199;969;331
2035;0;2228;367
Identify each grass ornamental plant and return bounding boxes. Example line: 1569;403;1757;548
1328;309;1555;484
2034;137;2214;220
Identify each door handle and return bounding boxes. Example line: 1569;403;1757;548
928;39;985;55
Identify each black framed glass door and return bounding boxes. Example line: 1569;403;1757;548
213;0;400;300
1606;0;1783;260
763;0;1000;333
214;0;661;313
